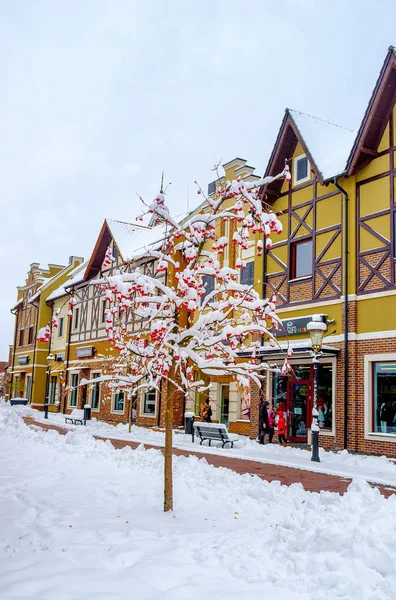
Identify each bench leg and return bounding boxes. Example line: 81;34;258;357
209;440;211;446
200;439;204;445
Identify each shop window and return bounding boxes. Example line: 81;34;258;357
240;387;251;420
272;362;333;431
113;391;124;412
26;375;32;402
70;373;79;407
293;154;309;185
91;373;101;410
372;362;396;434
317;364;333;430
58;317;64;337
201;275;215;302
240;261;254;286
291;239;312;279
143;390;156;415
49;376;57;404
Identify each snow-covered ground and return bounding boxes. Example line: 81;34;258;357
24;404;396;488
1;403;396;600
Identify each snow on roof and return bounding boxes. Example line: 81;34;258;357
46;262;87;302
106;219;167;262
11;298;23;310
29;289;41;303
289;109;357;181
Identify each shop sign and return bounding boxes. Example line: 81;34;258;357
76;346;95;358
17;356;29;365
274;315;326;338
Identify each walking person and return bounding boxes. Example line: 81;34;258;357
200;398;212;423
268;404;276;443
258;400;270;445
277;406;288;447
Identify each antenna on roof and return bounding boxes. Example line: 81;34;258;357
160;171;164;194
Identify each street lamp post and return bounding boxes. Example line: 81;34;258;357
307;315;327;463
44;353;55;419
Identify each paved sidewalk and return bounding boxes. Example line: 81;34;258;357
24;417;396;498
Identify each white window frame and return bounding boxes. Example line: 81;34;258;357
68;372;79;408
111;390;125;414
140;389;158;418
90;371;101;411
49;375;58;405
25;374;32;402
58;316;64;338
364;353;396;442
293;153;310;186
268;356;336;437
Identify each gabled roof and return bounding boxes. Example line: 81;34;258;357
264;46;396;193
84;219;166;281
347;46;396;175
264;109;355;193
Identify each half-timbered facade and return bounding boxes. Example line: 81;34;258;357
248;46;396;456
59;218;177;427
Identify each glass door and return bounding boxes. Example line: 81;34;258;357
287;379;310;442
220;385;230;425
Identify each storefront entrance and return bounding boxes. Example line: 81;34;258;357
273;362;334;443
287;379;310;442
220;384;230;425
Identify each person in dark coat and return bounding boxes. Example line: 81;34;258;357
200;398;212;423
258;400;270;445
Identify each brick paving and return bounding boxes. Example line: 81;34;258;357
23;417;396;498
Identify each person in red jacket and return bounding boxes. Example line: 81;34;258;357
277;408;287;446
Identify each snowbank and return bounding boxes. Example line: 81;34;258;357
22;404;396;487
1;402;396;599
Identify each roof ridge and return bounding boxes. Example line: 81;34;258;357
106;218;150;229
288;108;354;133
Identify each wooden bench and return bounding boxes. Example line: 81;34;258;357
65;409;85;425
193;423;238;448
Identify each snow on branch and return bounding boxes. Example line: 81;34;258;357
91;164;291;398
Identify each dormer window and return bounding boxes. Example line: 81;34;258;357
293;154;310;185
113;244;119;262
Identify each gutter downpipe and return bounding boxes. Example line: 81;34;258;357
333;177;349;450
63;287;74;415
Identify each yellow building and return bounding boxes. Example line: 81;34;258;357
9;257;84;409
250;46;396;455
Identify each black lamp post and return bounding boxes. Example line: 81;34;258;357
44;353;55;419
307;315;327;463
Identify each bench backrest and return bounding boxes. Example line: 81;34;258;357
193;423;230;440
70;409;85;419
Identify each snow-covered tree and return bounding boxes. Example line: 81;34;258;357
95;164;291;511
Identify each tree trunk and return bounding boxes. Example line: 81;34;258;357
128;392;132;433
164;381;174;512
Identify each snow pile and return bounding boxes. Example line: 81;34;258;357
25;405;396;487
1;403;396;600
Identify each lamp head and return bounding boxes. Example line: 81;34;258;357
307;315;327;353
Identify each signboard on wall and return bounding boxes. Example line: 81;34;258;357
76;346;95;358
17;356;29;365
274;315;327;338
55;353;65;361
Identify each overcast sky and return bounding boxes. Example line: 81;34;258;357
1;0;395;357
